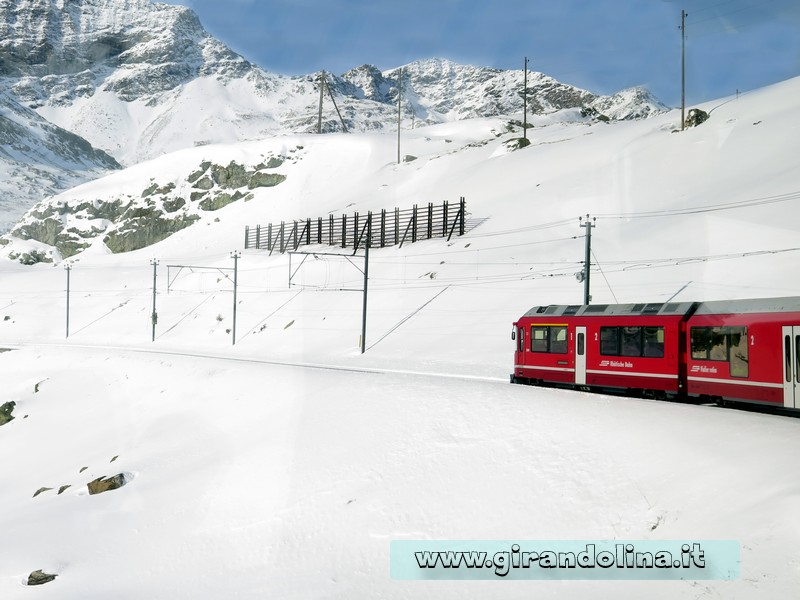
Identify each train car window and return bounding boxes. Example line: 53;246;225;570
786;335;793;383
601;326;665;357
550;326;568;354
729;327;748;378
577;333;585;355
531;326;549;353
796;336;800;384
691;327;711;360
621;326;643;357
643;327;665;358
518;327;525;352
692;326;749;374
530;325;569;354
600;327;619;355
709;327;728;361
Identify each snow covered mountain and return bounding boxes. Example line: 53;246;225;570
0;88;118;232
589;85;668;120
0;1;668;164
1;0;271;165
0;0;669;233
374;59;664;122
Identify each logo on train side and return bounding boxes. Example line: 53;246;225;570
599;360;634;368
690;365;718;374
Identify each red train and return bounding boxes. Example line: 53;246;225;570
511;297;800;411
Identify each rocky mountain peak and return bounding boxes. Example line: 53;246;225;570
0;0;672;234
1;0;250;103
380;58;596;121
588;86;669;120
340;64;395;103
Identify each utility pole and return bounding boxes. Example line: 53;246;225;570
523;56;529;140
680;10;688;131
150;259;159;341
397;68;402;164
579;215;596;305
231;251;240;346
318;70;325;134
324;75;349;133
360;213;371;354
64;263;72;338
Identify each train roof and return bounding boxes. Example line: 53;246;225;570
522;297;800;319
522;301;698;318
694;296;800;315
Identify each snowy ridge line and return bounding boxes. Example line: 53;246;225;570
5;341;508;383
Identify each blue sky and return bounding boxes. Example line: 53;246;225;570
169;0;800;107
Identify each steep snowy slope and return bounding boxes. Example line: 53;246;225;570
1;76;798;366
0;74;799;600
0;89;118;232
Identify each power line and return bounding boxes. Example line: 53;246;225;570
463;217;576;238
596;189;800;219
592;249;618;304
691;0;781;26
689;0;738;17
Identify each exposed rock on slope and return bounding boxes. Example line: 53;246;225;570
9;150;295;258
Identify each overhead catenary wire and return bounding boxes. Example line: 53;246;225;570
240;290;304;339
366;286;450;351
591;249;618;304
3;182;799;306
158;293;217;339
595;189;800;220
690;0;786;27
3;244;797;296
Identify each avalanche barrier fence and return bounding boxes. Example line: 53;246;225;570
244;198;467;254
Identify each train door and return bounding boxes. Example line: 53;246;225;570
782;326;800;409
575;326;587;385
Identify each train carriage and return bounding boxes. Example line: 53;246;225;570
512;297;800;412
512;302;697;397
685;297;800;409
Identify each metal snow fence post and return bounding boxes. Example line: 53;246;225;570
150;259;159;342
65;263;72;338
427;203;433;239
459;197;465;236
361;213;372;354
380;209;386;248
231;251;240;345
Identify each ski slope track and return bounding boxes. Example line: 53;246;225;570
1;73;800;599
